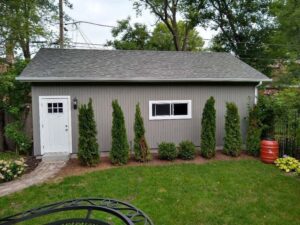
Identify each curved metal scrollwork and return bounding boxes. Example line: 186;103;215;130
0;198;154;225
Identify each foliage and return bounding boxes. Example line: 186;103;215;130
132;0;209;51
0;151;20;160
158;142;177;161
275;156;300;173
256;95;276;138
78;99;99;166
200;97;216;158
296;166;300;176
0;158;26;182
106;17;150;50
0;0;72;59
223;102;242;157
149;21;204;51
134;103;151;162
246;105;263;156
178;140;196;160
4;122;31;154
107;18;204;51
0;60;30;118
110;100;129;165
209;0;274;75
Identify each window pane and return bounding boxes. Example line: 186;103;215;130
53;108;58;113
58;103;63;107
152;104;156;116
48;108;52;113
53;103;57;107
58;108;63;113
173;103;188;115
155;104;170;116
48;103;52;108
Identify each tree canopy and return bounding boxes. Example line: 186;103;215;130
107;18;204;51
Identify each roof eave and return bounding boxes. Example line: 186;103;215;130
16;77;272;83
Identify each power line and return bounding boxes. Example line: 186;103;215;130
64;21;116;28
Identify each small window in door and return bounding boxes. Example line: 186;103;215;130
48;102;63;113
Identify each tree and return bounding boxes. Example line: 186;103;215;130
0;0;72;60
200;97;216;158
107;18;204;51
134;103;151;162
209;0;274;74
223;102;242;156
0;60;30;151
150;21;204;51
133;0;209;51
106;17;151;50
110;100;129;165
78;99;99;166
246;105;262;156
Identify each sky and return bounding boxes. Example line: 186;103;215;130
64;0;217;49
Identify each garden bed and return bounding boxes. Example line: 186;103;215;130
54;151;255;180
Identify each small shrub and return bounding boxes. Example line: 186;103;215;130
4;121;32;154
178;140;196;160
223;102;242;157
200;97;216;158
134;103;151;162
110;100;129;165
158;142;177;160
296;166;300;176
246;105;262;156
275;156;300;173
78;99;100;166
0;158;26;182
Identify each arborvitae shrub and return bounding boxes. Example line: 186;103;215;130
200;97;216;158
110;100;129;165
78;98;99;166
158;142;177;160
246;105;262;156
178;140;196;160
134;103;151;162
223;102;242;157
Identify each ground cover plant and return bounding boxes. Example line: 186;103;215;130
0;160;299;225
0;153;26;182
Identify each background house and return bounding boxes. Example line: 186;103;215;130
17;48;271;156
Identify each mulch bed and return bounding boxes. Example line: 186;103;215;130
54;151;257;180
24;156;41;174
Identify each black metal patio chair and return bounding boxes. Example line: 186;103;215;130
0;198;154;225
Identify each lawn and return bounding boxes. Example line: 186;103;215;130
0;160;299;225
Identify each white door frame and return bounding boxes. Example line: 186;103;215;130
39;96;72;155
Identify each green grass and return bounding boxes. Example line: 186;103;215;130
0;160;299;225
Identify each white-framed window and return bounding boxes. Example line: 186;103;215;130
149;100;192;120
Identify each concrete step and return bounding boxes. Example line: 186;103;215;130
42;152;70;162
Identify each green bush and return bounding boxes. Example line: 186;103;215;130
178;140;196;160
110;100;129;165
158;142;177;160
78;99;99;166
4;121;32;154
223;102;242;157
275;157;299;173
0;158;26;182
246;105;262;156
200;97;216;158
134;103;151;162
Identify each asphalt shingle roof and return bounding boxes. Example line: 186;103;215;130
17;48;271;82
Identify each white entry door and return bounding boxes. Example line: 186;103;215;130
39;96;72;154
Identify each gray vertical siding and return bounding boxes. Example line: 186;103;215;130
32;83;256;155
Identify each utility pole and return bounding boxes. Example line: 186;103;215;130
59;0;64;48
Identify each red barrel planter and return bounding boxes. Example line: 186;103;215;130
260;139;279;164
